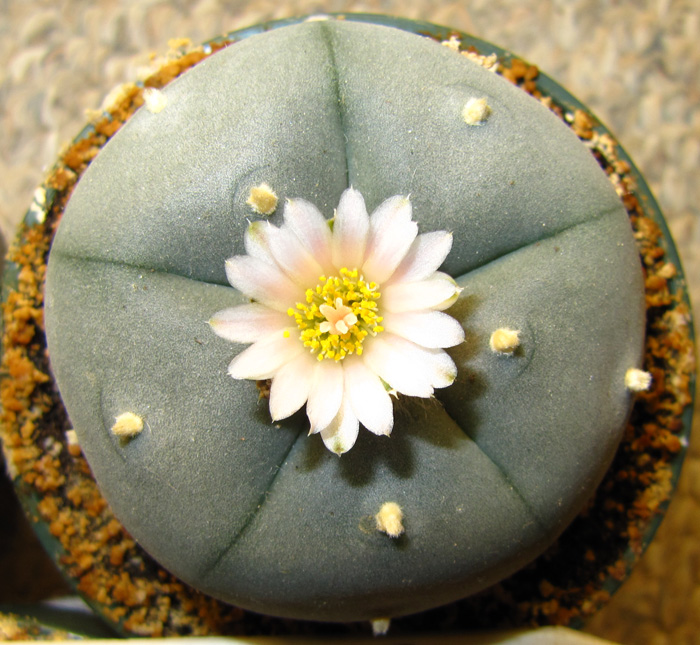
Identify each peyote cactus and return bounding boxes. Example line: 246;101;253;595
44;19;645;622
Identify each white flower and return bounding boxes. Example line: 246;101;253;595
210;188;464;455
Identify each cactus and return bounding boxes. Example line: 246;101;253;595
44;19;645;622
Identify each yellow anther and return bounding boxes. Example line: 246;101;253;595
287;267;383;361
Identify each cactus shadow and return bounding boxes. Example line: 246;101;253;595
298;426;416;487
339;429;416;487
434;291;487;440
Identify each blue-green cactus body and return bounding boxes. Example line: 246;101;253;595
44;20;645;621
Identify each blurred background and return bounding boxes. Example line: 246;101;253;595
1;1;698;643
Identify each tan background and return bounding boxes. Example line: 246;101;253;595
1;1;699;643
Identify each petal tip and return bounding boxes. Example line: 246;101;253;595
227;364;244;380
325;435;355;455
372;419;394;437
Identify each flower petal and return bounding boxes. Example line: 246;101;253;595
227;328;302;380
244;220;277;264
307;359;344;433
382;310;465;348
332;187;369;269
283;198;333;270
381;333;457;389
362;195;418;283
344;357;393;436
320;398;359;455
382;272;461;313
363;336;433;398
269;351;316;421
268;224;325;287
368;194;413;230
225;255;303;312
388;231;453;284
209;304;289;343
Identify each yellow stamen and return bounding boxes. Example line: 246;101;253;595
288;267;383;361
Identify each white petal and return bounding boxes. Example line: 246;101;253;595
362;195;418;283
381;333;457;389
382;311;465;348
432;287;462;312
307;360;344;433
382;272;461;313
344;357;393;436
244;220;277;264
209;304;290;343
320;398;359;455
269;352;316;421
225;255;303;312
332;187;369;269
389;231;453;284
363;336;433;398
268;224;325;287
362;220;418;284
368;194;412;230
283;198;333;270
227;329;302;380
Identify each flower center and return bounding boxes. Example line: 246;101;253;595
288;267;383;361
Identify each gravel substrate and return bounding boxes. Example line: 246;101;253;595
1;2;698;644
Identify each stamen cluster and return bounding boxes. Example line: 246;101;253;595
288;268;383;361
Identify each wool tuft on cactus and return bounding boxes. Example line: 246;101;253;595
41;18;649;624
